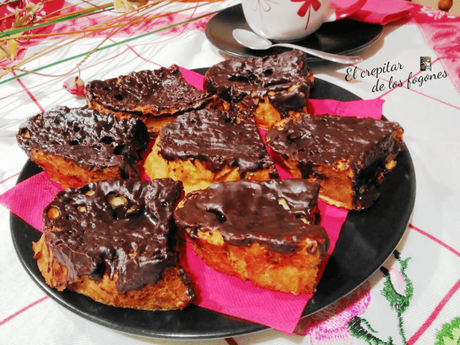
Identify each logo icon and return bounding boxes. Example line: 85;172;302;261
420;56;431;71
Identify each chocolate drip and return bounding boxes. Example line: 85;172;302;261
204;50;313;115
85;65;216;115
266;114;406;208
16;106;148;174
43;178;184;294
174;179;329;256
158;109;278;177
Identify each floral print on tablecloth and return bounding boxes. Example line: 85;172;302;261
436;317;460;345
295;252;416;345
294;280;371;343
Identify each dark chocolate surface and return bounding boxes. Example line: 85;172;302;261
43;178;184;294
85;65;216;115
266;114;406;209
16;106;148;173
174;179;329;255
266;114;405;171
203;50;313;114
158;109;278;177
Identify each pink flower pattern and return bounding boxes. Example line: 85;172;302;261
0;1;210;66
0;0;64;68
294;281;371;344
389;268;406;296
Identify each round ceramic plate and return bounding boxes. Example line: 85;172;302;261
205;4;384;61
10;77;416;340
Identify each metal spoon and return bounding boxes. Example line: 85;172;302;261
233;29;363;65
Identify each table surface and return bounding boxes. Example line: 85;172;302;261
1;1;460;344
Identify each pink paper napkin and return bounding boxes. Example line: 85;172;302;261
0;68;384;334
0;172;62;232
331;0;413;25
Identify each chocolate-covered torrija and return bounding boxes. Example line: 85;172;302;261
175;179;328;255
266;114;406;210
16;106;148;176
85;65;218;115
158;109;277;176
203;50;314;117
174;179;329;294
42;178;186;294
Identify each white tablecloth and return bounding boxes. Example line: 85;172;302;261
1;1;460;344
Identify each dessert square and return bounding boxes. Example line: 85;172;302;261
85;65;227;136
203;50;314;130
265;114;406;210
174;179;329;295
143;108;279;194
33;178;195;311
16;106;149;189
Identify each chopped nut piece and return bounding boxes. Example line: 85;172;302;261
47;207;60;219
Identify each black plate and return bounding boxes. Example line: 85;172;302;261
205;4;383;61
10;77;415;340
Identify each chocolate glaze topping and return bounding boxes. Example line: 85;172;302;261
174;179;329;256
43;178;188;295
266;114;406;208
204;50;313;115
16;106;149;175
158;109;278;177
85;65;217;115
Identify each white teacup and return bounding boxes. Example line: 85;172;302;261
241;0;367;42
